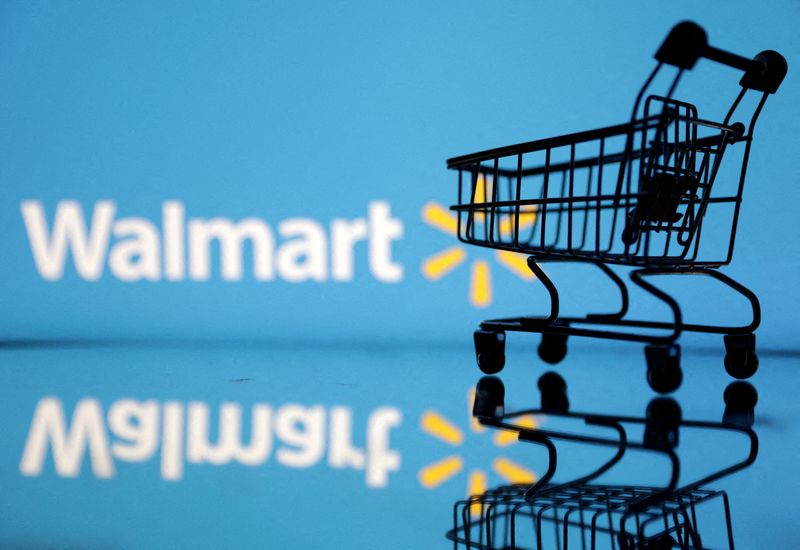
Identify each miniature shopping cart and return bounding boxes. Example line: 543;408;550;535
447;22;787;392
446;375;759;549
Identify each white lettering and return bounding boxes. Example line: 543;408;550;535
19;396;402;488
368;201;404;283
163;201;185;281
365;407;402;488
331;218;368;281
161;401;184;481
21;201;405;284
108;399;159;462
186;402;272;466
328;406;365;470
188;218;275;281
275;404;325;468
19;397;114;478
108;218;161;281
21;200;115;281
276;219;327;282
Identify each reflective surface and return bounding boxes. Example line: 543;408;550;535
0;341;796;548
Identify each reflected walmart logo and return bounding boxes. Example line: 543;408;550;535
19;390;539;501
421;175;538;308
417;389;538;511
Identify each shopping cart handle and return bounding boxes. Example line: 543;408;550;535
656;21;787;94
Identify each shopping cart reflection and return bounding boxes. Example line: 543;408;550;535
447;375;758;549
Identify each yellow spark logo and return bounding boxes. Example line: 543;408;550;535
418;389;539;514
421;175;538;307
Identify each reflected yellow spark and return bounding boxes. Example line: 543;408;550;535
422;201;458;236
418;455;464;488
493;457;537;484
420;411;465;446
494;415;538;447
468;469;488;517
418;391;543;503
496;250;536;281
470;260;491;308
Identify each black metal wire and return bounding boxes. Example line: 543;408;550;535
447;391;757;550
450;22;786;373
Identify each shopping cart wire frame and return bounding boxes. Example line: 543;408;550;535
449;22;788;393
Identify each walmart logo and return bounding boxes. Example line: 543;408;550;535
20;200;404;283
19;192;536;308
421;174;538;308
417;388;538;511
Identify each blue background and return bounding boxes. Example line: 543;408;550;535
0;1;798;548
0;0;798;348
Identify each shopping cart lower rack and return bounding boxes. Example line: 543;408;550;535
446;22;787;392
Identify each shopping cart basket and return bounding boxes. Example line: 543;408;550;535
450;484;736;550
448;22;788;392
446;375;759;549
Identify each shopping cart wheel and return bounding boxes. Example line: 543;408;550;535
473;376;505;420
538;371;569;413
619;531;675;550
645;344;682;394
723;381;758;427
618;532;635;550
474;330;505;374
642;533;678;550
644;397;681;450
537;332;568;365
723;333;759;379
